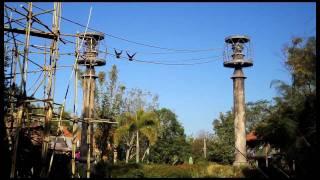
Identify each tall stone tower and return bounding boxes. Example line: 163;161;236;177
223;35;253;166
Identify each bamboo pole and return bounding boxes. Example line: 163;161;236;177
6;10;19;147
10;3;32;178
71;37;79;178
8;45;19;152
40;2;61;177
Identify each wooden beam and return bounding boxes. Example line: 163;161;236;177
4;27;56;39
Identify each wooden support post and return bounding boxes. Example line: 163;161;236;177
10;3;32;177
87;123;91;178
78;31;104;178
5;9;21;150
136;130;139;163
8;45;19;152
71;117;78;178
40;2;61;177
203;137;207;159
10;105;23;178
71;39;79;177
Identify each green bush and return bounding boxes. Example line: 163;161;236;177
102;162;247;178
143;164;192;178
93;161;112;178
110;162;144;178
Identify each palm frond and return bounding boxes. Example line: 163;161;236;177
114;124;130;145
140;126;158;145
137;111;159;128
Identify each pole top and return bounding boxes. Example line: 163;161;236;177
223;35;253;68
225;35;250;44
77;32;104;41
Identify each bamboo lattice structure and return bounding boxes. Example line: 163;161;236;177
3;2;117;178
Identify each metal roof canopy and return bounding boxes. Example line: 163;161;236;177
225;35;250;44
77;32;105;40
77;58;106;66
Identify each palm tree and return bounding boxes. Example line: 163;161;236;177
114;109;159;163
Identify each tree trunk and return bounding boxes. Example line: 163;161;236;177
129;152;135;160
113;146;118;164
141;146;150;162
136;131;139;163
125;148;130;163
203;138;207;159
125;134;135;163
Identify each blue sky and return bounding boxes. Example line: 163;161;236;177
6;2;316;136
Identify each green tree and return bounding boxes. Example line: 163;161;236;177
94;65;125;157
114;109;159;164
209;100;272;164
149;108;191;164
209;111;235;164
189;130;213;163
255;36;316;177
93;65;160;162
245;100;272;132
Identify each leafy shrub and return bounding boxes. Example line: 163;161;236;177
110;162;144;178
143;164;192;178
103;162;246;178
93;161;112;178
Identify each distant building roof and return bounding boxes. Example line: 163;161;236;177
61;126;72;137
48;126;83;152
246;131;258;142
49;136;72;152
61;126;81;140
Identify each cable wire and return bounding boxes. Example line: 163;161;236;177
31;3;221;53
107;52;219;66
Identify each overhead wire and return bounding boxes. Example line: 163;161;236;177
106;52;220;66
57;28;223;57
47;49;221;65
99;38;222;55
63;36;222;56
31;3;221;53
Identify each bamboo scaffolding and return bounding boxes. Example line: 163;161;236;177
10;3;33;178
4;2;116;178
40;2;61;177
71;36;79;178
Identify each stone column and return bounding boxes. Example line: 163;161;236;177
232;67;247;166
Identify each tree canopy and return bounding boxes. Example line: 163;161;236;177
149;108;191;164
255;36;316;177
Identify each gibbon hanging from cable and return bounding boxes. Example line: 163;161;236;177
114;49;122;59
126;51;136;61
